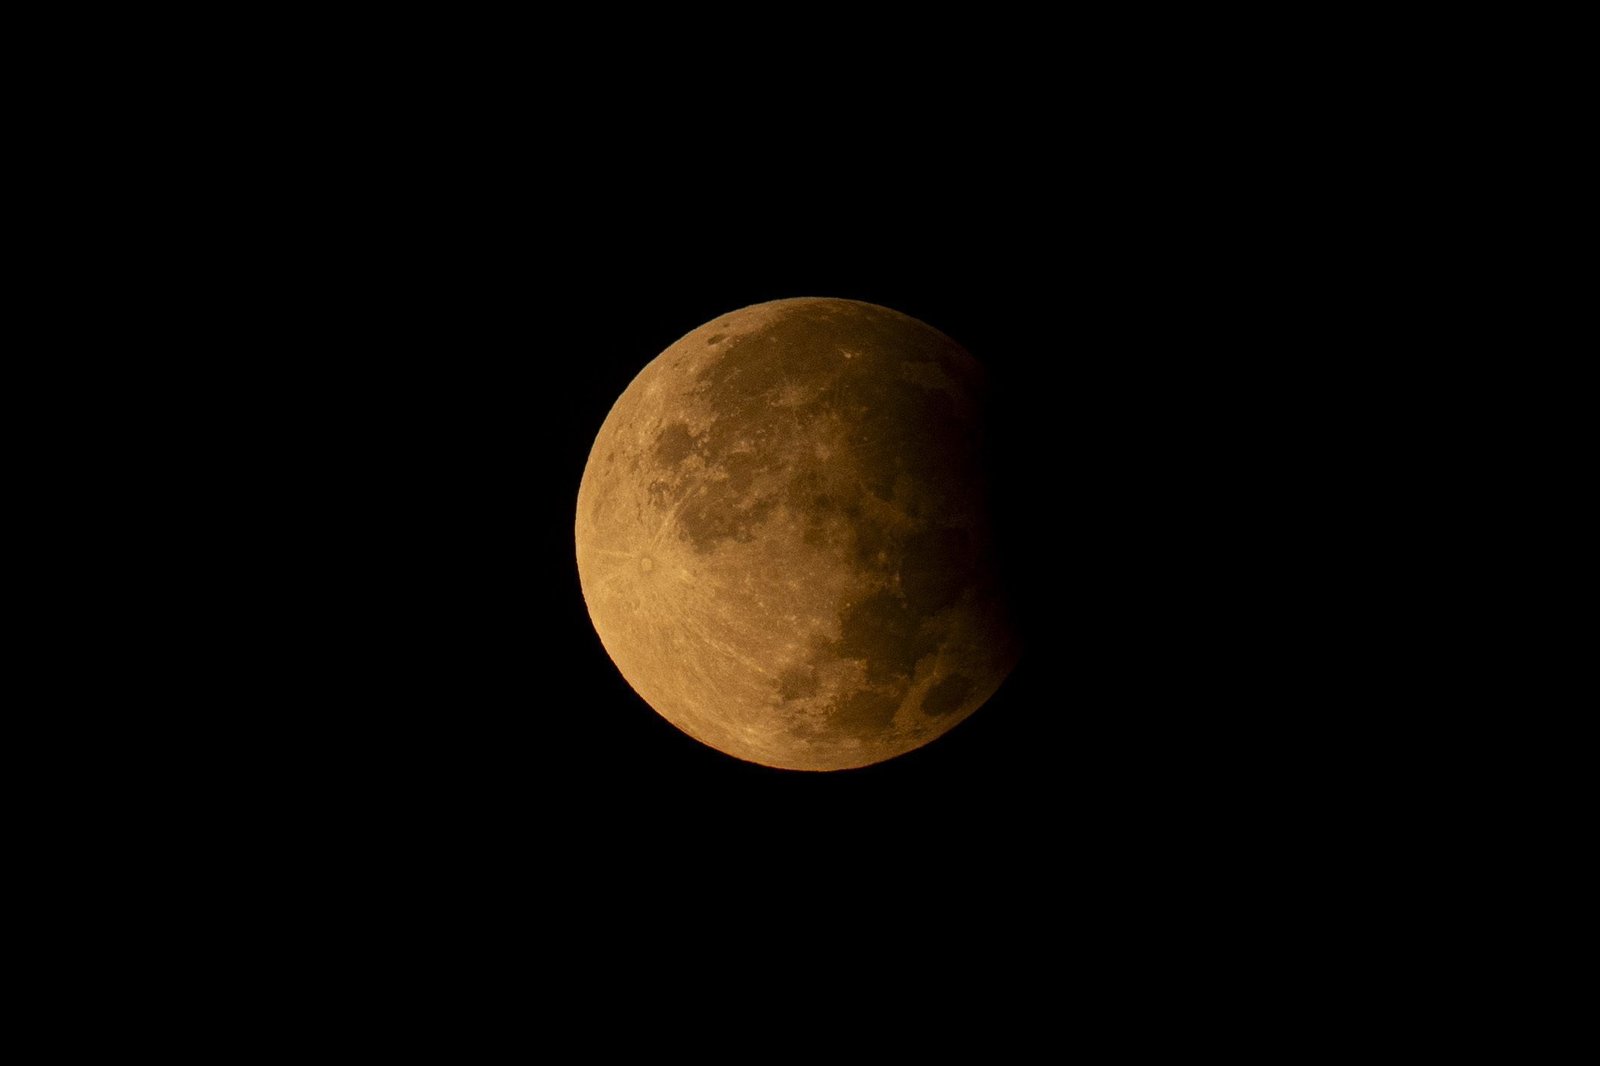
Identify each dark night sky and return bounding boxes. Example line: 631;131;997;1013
277;144;1326;893
519;216;1187;858
340;205;1203;841
146;45;1385;998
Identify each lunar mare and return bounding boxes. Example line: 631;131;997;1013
576;298;1019;771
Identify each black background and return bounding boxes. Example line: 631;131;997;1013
398;205;1220;873
315;206;1093;869
93;26;1423;1019
241;112;1337;911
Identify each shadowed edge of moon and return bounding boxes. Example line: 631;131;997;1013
575;298;1019;771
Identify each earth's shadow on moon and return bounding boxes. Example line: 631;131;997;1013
570;289;1063;791
651;337;1051;786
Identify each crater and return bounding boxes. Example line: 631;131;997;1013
777;665;818;701
830;687;901;738
678;493;778;552
665;399;790;553
899;526;976;613
655;422;696;465
850;517;897;576
922;673;975;718
835;589;938;684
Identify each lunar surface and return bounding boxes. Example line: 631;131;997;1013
576;298;1019;771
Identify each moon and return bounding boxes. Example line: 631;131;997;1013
576;298;1019;771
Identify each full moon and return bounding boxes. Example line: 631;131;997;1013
576;298;1019;771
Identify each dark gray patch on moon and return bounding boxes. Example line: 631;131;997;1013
678;495;778;550
655;422;696;466
834;589;937;685
831;687;901;737
900;526;977;613
849;514;893;573
921;673;975;718
778;665;818;701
